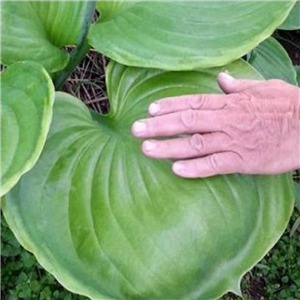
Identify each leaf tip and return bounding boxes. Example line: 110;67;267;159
229;279;243;298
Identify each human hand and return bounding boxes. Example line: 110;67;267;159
131;73;300;178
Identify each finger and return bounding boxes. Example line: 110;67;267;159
142;133;231;159
148;94;237;116
132;110;224;138
218;72;261;94
172;152;243;178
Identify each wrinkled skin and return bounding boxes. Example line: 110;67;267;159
132;73;300;178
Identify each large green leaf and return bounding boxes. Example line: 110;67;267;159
88;1;295;70
1;62;54;197
1;1;90;73
279;1;300;30
248;37;298;85
2;61;294;300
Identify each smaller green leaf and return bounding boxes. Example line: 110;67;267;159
1;1;91;73
279;2;300;30
295;182;300;212
295;66;300;86
249;37;297;85
1;62;54;196
89;1;295;70
290;216;300;237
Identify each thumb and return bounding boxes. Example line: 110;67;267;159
218;72;259;94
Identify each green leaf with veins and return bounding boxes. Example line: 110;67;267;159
1;62;54;197
248;37;298;86
1;1;91;73
2;60;294;300
279;1;300;30
88;1;296;70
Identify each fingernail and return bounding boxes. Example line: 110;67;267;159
132;121;146;134
143;140;156;152
173;162;185;174
149;102;160;115
219;72;235;82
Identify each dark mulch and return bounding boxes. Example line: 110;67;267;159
276;29;300;65
62;49;109;114
243;274;266;300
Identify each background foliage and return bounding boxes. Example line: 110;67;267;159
1;216;86;300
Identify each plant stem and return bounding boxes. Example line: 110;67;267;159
54;41;90;91
54;1;96;90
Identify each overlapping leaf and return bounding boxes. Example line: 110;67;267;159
248;37;298;85
279;1;300;30
1;1;90;73
89;1;296;70
1;62;54;196
2;61;294;300
296;66;300;86
295;182;300;212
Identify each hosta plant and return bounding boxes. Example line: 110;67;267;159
1;1;299;300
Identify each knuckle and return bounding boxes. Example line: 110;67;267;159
239;92;256;112
219;132;232;148
189;95;204;109
180;109;196;129
208;154;220;172
190;134;204;153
